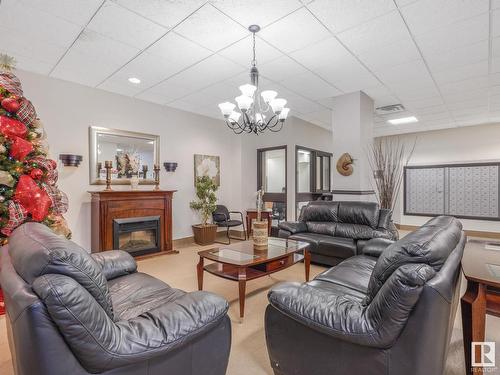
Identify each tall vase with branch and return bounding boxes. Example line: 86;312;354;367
368;137;416;210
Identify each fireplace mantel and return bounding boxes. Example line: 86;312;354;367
89;190;176;257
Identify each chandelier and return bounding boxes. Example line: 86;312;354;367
218;25;289;134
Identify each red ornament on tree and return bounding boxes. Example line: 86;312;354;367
14;175;52;221
9;136;33;161
30;168;43;180
1;97;20;113
0;115;27;139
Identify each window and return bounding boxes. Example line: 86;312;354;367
257;146;287;229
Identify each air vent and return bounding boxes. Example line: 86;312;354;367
375;104;406;115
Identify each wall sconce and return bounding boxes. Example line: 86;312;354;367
59;154;83;167
163;162;178;172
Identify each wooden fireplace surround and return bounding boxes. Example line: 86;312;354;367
89;190;176;257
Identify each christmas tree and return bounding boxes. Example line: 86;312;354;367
0;54;70;244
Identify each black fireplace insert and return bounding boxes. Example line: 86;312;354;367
113;216;161;257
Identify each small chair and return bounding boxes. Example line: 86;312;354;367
212;205;247;244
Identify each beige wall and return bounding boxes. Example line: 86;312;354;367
385;123;500;232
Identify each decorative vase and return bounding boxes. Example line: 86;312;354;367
130;175;139;190
192;224;217;245
252;220;268;250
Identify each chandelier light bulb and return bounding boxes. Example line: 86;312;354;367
218;102;236;117
279;108;290;121
235;95;253;111
239;84;257;97
270;98;287;114
261;90;277;104
229;111;241;123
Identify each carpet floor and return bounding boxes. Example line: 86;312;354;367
0;236;499;375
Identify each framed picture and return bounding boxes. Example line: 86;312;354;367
194;154;220;186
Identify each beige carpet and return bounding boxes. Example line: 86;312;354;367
1;238;499;375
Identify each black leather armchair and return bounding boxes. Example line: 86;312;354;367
265;216;465;375
0;223;232;375
278;201;398;266
212;204;246;244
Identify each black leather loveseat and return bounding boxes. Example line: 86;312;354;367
0;223;232;375
278;201;398;266
265;216;465;375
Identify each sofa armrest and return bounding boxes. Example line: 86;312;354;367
267;263;434;349
33;274;229;373
278;221;307;235
91;250;137;280
361;238;395;258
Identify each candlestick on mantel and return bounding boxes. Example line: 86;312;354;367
154;164;160;190
104;161;113;191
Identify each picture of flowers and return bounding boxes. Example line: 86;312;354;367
194;154;220;187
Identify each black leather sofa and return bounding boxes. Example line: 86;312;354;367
278;201;398;266
0;223;231;375
265;216;465;375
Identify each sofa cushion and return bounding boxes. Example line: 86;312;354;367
299;202;339;222
9;222;114;318
338;201;380;228
334;223;377;240
290;233;356;259
366;216;462;301
306;222;336;236
108;272;186;320
315;255;376;294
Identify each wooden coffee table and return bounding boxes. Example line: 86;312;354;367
197;238;310;318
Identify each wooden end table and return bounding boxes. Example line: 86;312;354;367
197;238;310;318
461;239;500;375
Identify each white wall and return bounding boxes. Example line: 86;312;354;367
241;117;333;221
386;123;500;232
16;70;243;250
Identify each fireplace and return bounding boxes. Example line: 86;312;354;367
113;216;161;257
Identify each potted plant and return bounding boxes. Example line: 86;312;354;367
190;176;218;245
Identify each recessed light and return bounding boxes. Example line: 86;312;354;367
128;77;141;84
388;116;418;125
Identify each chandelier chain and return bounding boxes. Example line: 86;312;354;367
252;32;256;67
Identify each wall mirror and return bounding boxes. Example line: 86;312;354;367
89;126;160;185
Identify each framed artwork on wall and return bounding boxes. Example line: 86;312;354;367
194;154;220;186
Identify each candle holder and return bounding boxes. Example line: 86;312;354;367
142;165;148;179
104;160;113;191
153;164;160;190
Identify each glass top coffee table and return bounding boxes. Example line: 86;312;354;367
197;238;310;318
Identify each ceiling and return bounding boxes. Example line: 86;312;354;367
0;0;498;136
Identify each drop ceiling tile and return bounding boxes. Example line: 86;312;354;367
399;0;489;36
375;59;434;87
307;0;395;33
492;9;500;38
414;104;449;116
174;4;247;52
337;11;410;53
493;0;500;9
113;0;206;29
98;78;142;97
492;37;500;57
140;80;195;103
18;0;103;26
218;36;283;68
389;83;441;102
404;96;444;110
424;40;488;72
443;87;488;104
259;55;309;82
181;82;238;107
440;76;490;95
135;90;169;105
318;64;379;93
152;54;244;95
210;0;304;27
259;8;331;53
87;1;167;49
51;29;140;87
290;37;352;71
285;94;326;114
167;100;200;114
0;24;67;70
280;72;342;100
353;37;421;71
432;60;488;85
0;0;82;48
414;14;488;55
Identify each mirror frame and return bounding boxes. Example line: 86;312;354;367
89;126;160;185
